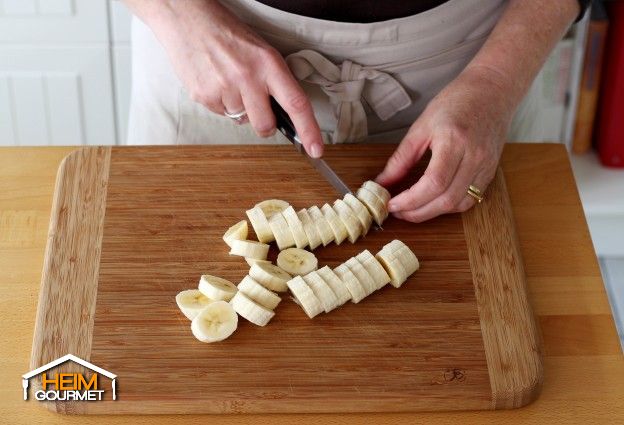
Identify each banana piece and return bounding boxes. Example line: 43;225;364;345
176;289;214;320
355;250;391;290
334;264;367;303
238;275;281;310
245;258;272;267
332;199;362;243
361;180;391;205
249;262;292;292
246;206;275;243
223;220;248;248
255;199;290;218
345;257;376;295
287;276;323;319
391;247;420;277
229;239;269;260
277;247;318;276
198;274;238;302
191;300;238;342
230;291;275;326
343;193;373;235
308;205;335;246
282;206;309;249
321;203;348;245
356;187;388;226
268;212;296;250
297;209;322;251
316;265;351;305
303;270;340;312
375;249;408;288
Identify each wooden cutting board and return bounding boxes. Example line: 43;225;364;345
31;145;541;414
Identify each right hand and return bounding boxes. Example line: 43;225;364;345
142;0;324;157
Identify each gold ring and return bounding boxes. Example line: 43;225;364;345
467;184;484;203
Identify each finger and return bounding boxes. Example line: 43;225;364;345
456;167;495;212
375;129;428;187
387;142;464;213
268;70;324;158
222;90;247;125
240;84;276;138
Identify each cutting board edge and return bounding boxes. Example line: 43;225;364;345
463;168;543;409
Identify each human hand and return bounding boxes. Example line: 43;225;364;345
375;67;515;222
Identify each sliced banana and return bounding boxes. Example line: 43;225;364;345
361;180;391;204
344;193;373;235
316;265;351;305
255;199;290;218
223;220;248;248
375;249;408;288
191;300;238;343
355;250;391;290
245;258;272;267
230;291;275;326
332;199;362;243
246;206;275;243
308;205;335;246
282;206;309;249
391;247;420;277
321;203;348;245
303;270;340;313
198;274;238;302
176;289;214;320
345;257;376;295
238;275;281;310
277;247;318;276
287;276;323;319
297;209;322;251
249;262;292;292
356;187;388;226
229;239;270;260
334;264;367;303
268;212;296;250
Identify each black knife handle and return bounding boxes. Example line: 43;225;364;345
270;97;299;144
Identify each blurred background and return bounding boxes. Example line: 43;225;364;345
0;0;622;348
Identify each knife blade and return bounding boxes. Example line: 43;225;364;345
270;97;352;196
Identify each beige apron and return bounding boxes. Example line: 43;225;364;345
127;0;538;146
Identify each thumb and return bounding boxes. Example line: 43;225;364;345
376;133;427;187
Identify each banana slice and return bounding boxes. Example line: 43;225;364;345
345;257;376;295
268;213;296;250
249;262;292;292
321;203;348;245
343;193;373;235
230;291;275;326
361;180;391;204
176;289;214;320
355;250;391;290
308;206;335;246
246;206;275;243
316;265;351;305
223;220;248;248
297;209;322;251
287;276;323;319
356;187;388;226
238;275;281;310
332;199;362;243
334;264;367;303
229;239;270;260
255;199;290;218
375;249;408;288
282;206;309;249
277;247;318;276
302;270;340;312
191;300;238;342
391;247;420;277
198;274;238;302
245;258;272;267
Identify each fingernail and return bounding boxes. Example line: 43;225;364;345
310;144;322;158
387;201;398;213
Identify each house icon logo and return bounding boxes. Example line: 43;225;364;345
22;354;117;402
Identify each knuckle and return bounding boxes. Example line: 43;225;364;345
439;195;457;212
425;172;447;194
285;92;310;114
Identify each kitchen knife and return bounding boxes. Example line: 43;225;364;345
270;97;352;196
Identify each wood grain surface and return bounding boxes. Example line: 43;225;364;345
27;145;540;414
1;144;621;424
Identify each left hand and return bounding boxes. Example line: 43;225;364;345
375;67;515;222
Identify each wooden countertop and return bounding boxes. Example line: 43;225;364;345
1;143;622;423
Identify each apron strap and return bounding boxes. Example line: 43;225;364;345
286;49;412;143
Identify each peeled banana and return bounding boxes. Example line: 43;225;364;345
238;275;281;310
230;291;275;326
276;247;318;276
